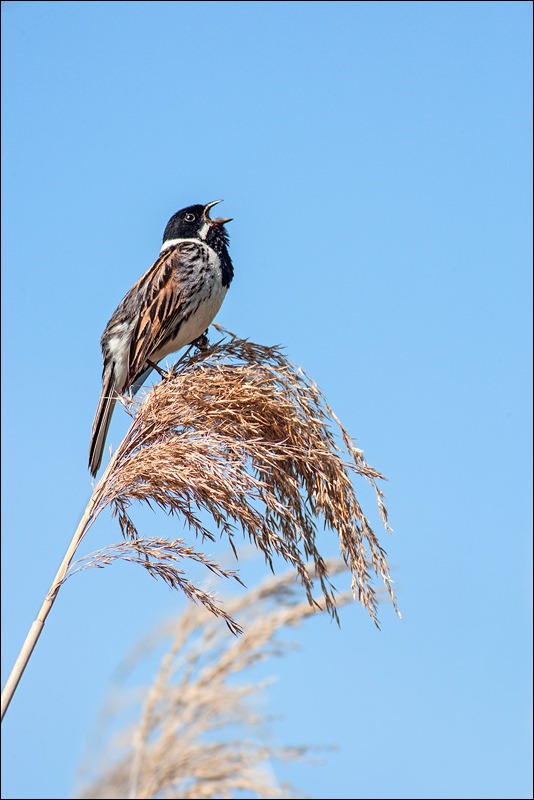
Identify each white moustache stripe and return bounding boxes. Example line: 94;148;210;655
197;220;211;240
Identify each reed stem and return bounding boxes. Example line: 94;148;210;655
1;459;113;721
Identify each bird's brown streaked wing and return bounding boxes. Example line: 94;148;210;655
124;244;193;388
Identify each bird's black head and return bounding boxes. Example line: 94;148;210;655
162;200;232;250
161;200;234;287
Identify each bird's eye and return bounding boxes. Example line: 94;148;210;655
184;213;195;222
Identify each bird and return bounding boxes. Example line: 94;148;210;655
88;200;234;477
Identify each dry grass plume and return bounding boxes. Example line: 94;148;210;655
74;558;358;800
69;327;399;631
2;327;400;720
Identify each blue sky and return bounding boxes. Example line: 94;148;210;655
1;2;532;798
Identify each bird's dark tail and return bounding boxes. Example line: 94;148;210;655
88;371;118;477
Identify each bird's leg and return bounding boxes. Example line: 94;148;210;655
147;332;210;386
146;359;169;379
190;330;210;351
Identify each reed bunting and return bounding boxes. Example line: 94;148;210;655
88;200;234;477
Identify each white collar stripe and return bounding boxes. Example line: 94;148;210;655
160;236;200;253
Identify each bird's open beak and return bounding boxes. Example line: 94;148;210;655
204;199;233;225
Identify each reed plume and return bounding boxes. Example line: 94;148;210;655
74;558;357;800
1;326;399;719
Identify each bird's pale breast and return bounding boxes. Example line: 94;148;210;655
148;241;227;364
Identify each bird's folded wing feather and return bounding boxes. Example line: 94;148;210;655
124;244;194;386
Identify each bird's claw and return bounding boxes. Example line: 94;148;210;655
191;331;210;351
